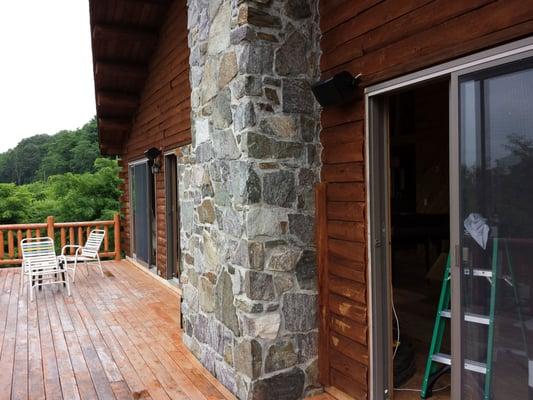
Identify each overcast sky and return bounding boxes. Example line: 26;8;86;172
0;1;96;153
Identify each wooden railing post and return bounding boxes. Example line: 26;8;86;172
8;231;14;258
113;213;121;261
47;216;55;239
17;230;23;258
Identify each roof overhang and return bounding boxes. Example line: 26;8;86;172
88;0;172;155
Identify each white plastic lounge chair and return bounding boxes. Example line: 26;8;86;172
20;237;71;301
59;229;105;282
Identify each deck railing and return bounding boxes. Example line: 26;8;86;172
0;213;121;266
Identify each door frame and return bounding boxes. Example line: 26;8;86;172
365;36;533;400
164;151;180;281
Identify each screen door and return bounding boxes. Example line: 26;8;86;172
451;54;533;400
130;162;151;266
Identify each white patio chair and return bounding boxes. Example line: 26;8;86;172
20;237;70;301
59;229;105;282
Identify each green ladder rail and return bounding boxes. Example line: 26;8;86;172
421;239;502;399
503;240;530;400
420;254;453;399
421;238;528;399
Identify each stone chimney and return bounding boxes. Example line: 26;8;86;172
180;0;321;398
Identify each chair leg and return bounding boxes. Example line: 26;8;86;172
29;280;34;302
97;255;104;277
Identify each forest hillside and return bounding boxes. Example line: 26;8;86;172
0;118;122;224
0;118;100;185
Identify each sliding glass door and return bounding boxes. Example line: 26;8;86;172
130;162;152;266
452;54;533;399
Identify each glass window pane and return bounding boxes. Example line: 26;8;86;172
132;163;150;264
459;61;533;399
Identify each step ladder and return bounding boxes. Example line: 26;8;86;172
420;237;526;399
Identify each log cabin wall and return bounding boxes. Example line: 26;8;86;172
318;1;533;399
119;0;191;276
118;159;130;256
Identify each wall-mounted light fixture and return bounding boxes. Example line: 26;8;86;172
144;147;162;174
311;71;362;107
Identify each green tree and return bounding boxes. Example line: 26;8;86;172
0;153;7;182
41;158;122;222
0;135;50;184
0;117;100;184
0;184;32;224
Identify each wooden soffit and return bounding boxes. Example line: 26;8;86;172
88;0;172;155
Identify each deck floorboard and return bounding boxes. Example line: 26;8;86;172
0;261;236;400
0;261;339;400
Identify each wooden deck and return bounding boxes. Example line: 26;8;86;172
0;260;236;400
0;260;339;400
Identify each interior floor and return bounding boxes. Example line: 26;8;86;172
388;81;450;399
395;352;451;400
393;246;451;399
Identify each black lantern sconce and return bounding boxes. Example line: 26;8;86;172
144;147;162;174
311;71;362;107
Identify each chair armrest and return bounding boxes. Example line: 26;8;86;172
61;245;82;256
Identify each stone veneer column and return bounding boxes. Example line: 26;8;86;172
180;0;321;398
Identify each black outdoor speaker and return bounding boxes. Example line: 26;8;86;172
311;71;361;107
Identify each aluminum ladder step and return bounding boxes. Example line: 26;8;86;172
464;268;493;278
440;309;490;325
432;353;487;374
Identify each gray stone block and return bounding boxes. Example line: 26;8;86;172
251;368;305;400
211;129;240;160
245;270;275;301
215;271;240;335
282;293;318;332
265;339;299;373
266;245;302;272
285;0;312;19
288;213;314;244
276;31;309;76
295;250;317;290
212;88;233;129
239;44;274;75
234;101;256;132
282;79;315;114
263;169;296;207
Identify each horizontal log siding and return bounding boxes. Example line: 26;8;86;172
318;1;533;398
118;160;131;257
120;0;190;277
155;168;166;273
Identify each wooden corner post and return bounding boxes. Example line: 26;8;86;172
47;216;55;239
316;182;330;386
114;213;121;261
